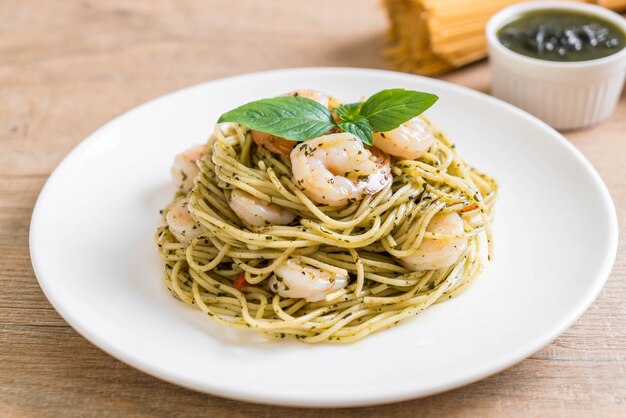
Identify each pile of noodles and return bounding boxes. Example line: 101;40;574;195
156;118;497;343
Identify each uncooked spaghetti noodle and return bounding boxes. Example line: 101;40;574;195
156;97;497;344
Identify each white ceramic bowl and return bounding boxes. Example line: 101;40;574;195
486;1;626;130
29;68;619;406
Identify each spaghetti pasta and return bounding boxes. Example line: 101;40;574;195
155;95;498;344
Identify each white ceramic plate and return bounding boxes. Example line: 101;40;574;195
30;68;618;407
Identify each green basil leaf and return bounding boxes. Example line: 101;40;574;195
218;96;335;141
359;89;438;132
337;117;373;146
334;102;364;122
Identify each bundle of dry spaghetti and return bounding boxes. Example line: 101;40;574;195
383;0;626;76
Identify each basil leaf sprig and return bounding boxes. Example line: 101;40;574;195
218;96;335;141
217;89;438;146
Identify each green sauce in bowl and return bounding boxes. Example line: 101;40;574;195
497;9;626;62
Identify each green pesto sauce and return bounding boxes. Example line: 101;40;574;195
497;9;625;62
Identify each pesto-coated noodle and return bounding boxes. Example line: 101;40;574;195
156;102;497;344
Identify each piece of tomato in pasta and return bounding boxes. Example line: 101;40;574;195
234;273;249;291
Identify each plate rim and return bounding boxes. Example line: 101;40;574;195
29;67;619;407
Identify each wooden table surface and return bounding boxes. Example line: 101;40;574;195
1;1;624;416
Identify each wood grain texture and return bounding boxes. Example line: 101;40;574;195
0;1;624;416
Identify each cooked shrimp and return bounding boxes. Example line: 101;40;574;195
251;90;333;156
171;144;204;193
290;133;391;206
284;89;331;108
373;116;434;160
268;258;348;302
399;212;468;270
166;198;205;244
227;189;296;226
251;131;295;156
